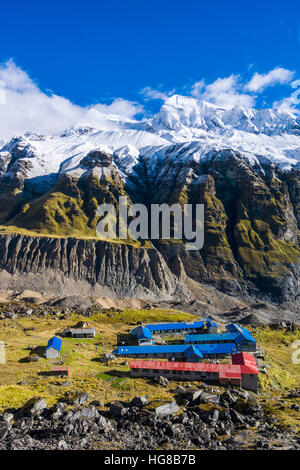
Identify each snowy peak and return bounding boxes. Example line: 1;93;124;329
1;93;300;190
152;94;300;136
153;95;224;131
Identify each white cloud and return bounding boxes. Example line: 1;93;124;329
93;98;144;118
190;80;205;98
0;60;143;142
273;80;300;115
139;86;174;101
273;96;299;114
191;75;255;109
245;67;294;92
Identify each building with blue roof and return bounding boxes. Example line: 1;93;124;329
46;336;62;359
185;330;256;352
144;319;218;335
113;342;239;359
113;344;203;362
131;326;153;345
226;323;250;334
203;319;218;331
195;342;239;357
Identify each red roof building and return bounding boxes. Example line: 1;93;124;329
130;353;258;392
49;366;70;376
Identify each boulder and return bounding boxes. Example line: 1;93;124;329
155;401;179;417
24;397;47;415
110;402;127;417
69;406;99;422
98;415;114;432
130;396;148;407
73;392;90;405
199;392;220;405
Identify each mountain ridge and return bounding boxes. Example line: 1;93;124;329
0;95;299;304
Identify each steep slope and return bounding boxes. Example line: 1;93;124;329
0;95;299;303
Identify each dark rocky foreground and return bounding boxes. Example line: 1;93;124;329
0;388;299;450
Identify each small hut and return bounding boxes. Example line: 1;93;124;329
46;336;62;359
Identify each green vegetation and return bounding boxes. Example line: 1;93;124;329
0;308;200;411
0;309;299;432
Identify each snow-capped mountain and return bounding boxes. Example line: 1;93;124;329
1;93;300;189
0;94;299;303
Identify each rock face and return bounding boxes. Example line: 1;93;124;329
0;234;189;300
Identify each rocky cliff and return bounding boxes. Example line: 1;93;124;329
0;234;189;300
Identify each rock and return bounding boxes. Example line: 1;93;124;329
24;397;47;415
130;396;148;407
80;150;114;168
69;406;99;422
0;423;9;440
4;312;16;320
186;390;202;403
27;354;39;362
50;402;67;419
57;440;68;450
244;397;262;415
174;386;186;394
155;401;180;417
288;389;300;398
212;409;220;422
290;403;300;411
63;424;74;436
2;413;14;423
90;400;105;407
230;409;245;424
73;392;90;405
110;402;127;417
199;392;220;405
98;415;114;432
100;353;117;363
158;376;169;387
62;381;72;387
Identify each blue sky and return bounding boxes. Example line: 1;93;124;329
0;0;299;138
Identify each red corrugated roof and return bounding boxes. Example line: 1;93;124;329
219;371;242;379
50;367;69;372
130;359;258;375
232;352;257;367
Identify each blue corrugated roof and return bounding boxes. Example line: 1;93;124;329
226;323;249;334
131;326;153;340
185;332;237;343
47;336;62;351
185;345;203;358
203;318;218;328
195;343;239;354
145;321;205;332
236;331;256;343
114;342;236;356
114;344;202;356
185;331;256;344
